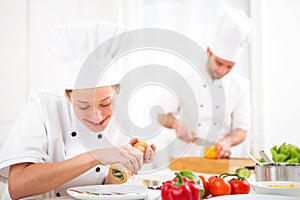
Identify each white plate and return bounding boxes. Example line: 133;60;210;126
209;194;300;200
251;181;300;197
67;185;148;200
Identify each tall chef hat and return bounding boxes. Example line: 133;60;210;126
47;21;129;89
209;8;254;62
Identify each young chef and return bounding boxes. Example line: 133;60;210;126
0;21;156;199
158;8;254;158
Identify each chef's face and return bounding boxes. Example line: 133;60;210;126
66;85;119;132
206;48;235;79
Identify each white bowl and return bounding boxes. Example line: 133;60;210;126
251;181;300;197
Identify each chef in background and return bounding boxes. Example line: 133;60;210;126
158;8;254;158
0;21;155;199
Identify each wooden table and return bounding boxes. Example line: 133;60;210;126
169;157;255;174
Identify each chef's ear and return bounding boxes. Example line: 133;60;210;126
115;84;121;94
65;90;72;102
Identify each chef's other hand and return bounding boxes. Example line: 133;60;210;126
129;138;157;164
215;139;232;158
91;144;143;174
173;120;196;143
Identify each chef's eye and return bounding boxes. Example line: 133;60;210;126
79;105;90;110
100;100;112;107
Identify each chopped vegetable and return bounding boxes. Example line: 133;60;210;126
235;168;251;179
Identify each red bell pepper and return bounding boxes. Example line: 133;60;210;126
161;172;201;200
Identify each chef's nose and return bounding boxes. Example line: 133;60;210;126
218;67;226;77
90;107;104;122
95;110;105;122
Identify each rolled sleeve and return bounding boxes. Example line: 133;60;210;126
0;93;49;183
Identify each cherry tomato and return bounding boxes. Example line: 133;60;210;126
229;179;250;194
210;178;231;197
199;175;210;198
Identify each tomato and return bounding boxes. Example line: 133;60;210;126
229;179;250;194
210;178;231;197
199;175;210;198
208;175;217;183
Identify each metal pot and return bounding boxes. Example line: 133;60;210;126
255;162;300;181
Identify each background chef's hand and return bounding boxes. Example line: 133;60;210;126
215;139;232;158
130;138;157;164
173;120;196;143
91;143;143;174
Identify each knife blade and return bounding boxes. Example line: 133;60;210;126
193;137;215;146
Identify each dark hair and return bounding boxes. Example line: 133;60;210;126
65;85;119;95
65;89;72;94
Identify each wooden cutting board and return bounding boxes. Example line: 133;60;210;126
169;157;255;174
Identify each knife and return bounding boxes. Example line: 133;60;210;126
193;137;215;146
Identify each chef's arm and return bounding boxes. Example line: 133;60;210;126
215;128;247;158
8;152;99;200
157;113;179;130
157;113;196;143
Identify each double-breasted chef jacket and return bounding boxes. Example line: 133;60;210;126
0;90;130;199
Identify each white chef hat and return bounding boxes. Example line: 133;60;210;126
209;8;254;62
46;21;129;89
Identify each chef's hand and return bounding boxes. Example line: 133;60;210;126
91;142;144;174
173;120;197;143
215;139;232;158
130;138;157;164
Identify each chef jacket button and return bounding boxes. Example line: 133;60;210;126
71;132;77;137
56;192;61;197
95;167;101;172
97;133;102;139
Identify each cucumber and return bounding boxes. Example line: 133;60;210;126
235;168;251;178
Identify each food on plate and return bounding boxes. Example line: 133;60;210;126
204;146;218;159
271;143;300;163
68;189;136;196
268;183;296;188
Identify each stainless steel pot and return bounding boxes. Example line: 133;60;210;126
255;162;300;181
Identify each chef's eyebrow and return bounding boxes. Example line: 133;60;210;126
77;100;89;104
99;96;111;102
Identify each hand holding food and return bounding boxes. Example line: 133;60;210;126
109;138;155;184
133;139;149;153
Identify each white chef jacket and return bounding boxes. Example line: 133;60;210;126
170;71;251;157
0;91;130;199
